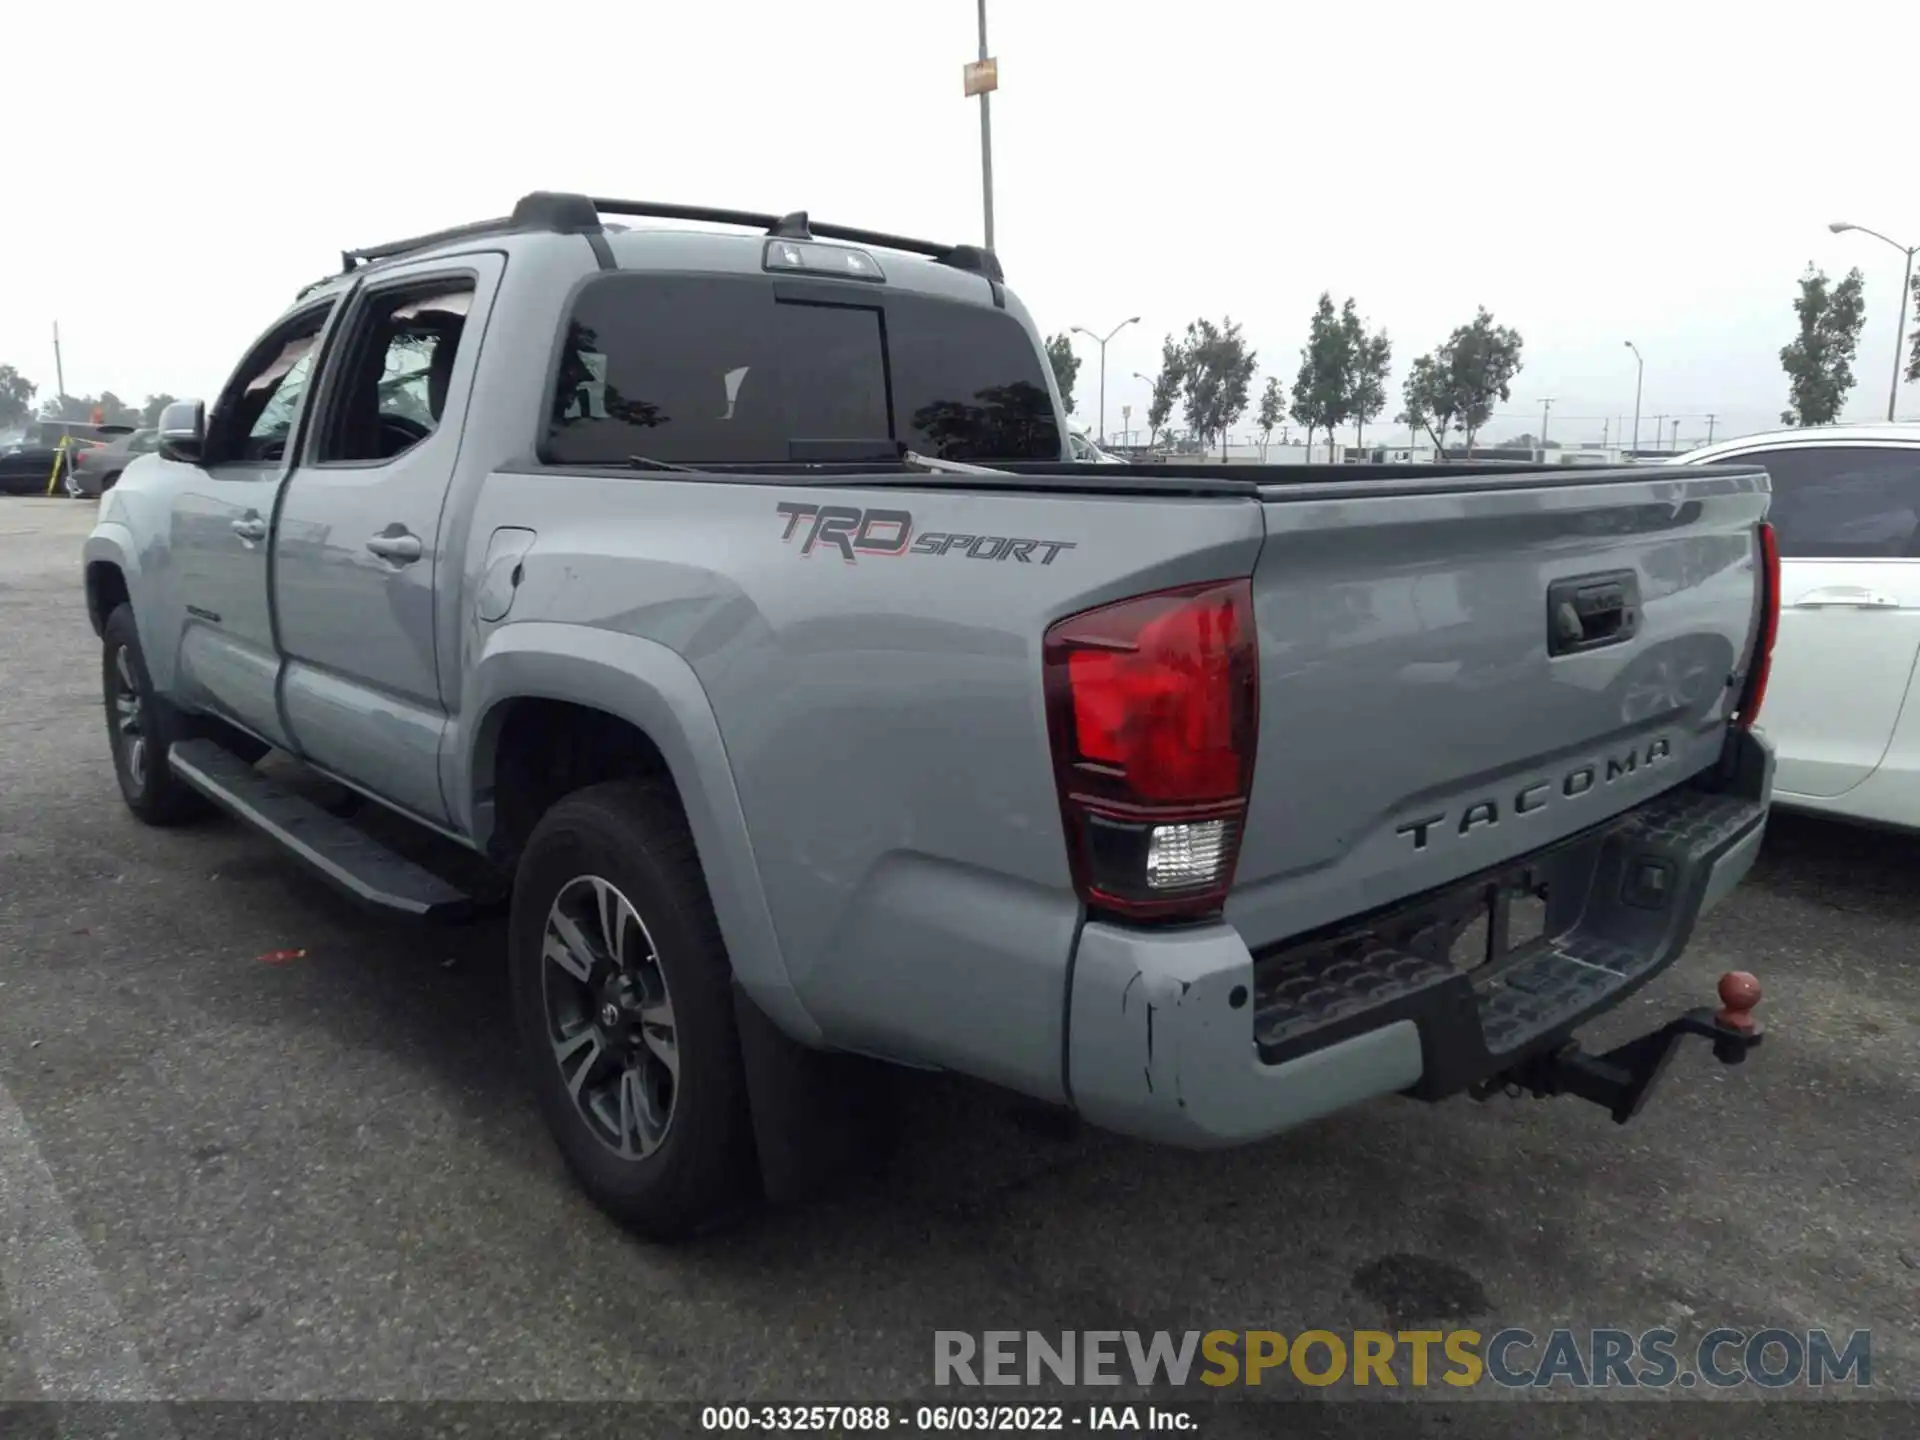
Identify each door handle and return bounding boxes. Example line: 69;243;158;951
231;516;267;543
365;531;423;564
1790;587;1900;610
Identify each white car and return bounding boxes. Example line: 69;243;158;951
1068;431;1123;464
1675;422;1920;829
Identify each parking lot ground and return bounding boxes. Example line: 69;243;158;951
2;496;1916;1434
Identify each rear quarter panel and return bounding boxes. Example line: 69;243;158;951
461;472;1265;1099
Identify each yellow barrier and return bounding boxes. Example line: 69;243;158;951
43;435;74;497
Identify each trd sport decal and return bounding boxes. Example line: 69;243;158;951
776;502;1077;565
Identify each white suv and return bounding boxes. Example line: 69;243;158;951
1676;423;1920;829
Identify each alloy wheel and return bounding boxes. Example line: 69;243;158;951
541;875;679;1158
112;646;147;791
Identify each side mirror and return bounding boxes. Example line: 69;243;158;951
157;400;207;463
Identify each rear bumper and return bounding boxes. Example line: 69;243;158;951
1065;729;1773;1148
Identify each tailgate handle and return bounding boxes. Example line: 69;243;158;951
1548;570;1641;656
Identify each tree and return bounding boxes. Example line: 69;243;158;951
1045;333;1081;417
96;392;141;427
1289;293;1352;454
1146;334;1185;448
1779;263;1868;427
0;365;36;429
1255;376;1284;461
1398;354;1455;454
1444;308;1525;452
1178;317;1257;461
38;392;140;425
1908;270;1920;385
1343;307;1393;448
141;393;178;428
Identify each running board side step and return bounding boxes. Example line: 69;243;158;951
168;739;478;922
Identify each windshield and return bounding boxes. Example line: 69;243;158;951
544;273;1064;467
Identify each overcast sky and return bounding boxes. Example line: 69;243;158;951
3;0;1913;450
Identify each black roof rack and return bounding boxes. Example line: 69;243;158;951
327;191;1002;288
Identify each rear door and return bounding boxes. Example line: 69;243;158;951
1703;440;1920;798
271;255;501;824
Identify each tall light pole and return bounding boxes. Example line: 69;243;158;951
1828;221;1917;422
1132;371;1156;447
965;0;997;251
1624;340;1644;457
1070;317;1140;445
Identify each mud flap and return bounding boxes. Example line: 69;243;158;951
731;982;897;1205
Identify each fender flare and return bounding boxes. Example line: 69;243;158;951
83;526;144;641
455;622;822;1046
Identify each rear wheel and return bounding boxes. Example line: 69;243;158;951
509;780;757;1240
102;605;209;825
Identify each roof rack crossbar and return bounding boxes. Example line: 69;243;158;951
344;213;519;268
329;192;1004;289
584;196;1003;282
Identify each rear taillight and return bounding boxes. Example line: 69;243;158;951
1736;520;1780;729
1043;579;1259;920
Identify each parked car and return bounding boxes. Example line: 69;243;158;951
1068;430;1122;464
64;427;161;498
1674;422;1920;831
84;190;1777;1241
0;420;134;495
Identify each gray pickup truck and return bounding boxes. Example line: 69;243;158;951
83;191;1781;1240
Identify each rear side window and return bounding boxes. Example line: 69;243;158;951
1733;445;1920;558
544;273;1060;466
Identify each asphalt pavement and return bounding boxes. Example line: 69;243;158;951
1;496;1914;1434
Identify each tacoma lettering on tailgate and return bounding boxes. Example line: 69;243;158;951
1396;737;1675;850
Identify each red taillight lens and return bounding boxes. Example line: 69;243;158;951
1044;579;1259;919
1737;521;1780;729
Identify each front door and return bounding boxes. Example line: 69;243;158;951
169;302;340;749
271;255;502;825
1726;441;1920;798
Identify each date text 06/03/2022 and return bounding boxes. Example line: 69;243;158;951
700;1404;1190;1431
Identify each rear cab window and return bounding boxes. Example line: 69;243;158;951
543;273;1063;467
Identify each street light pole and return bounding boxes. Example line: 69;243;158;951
1624;340;1644;457
976;0;994;251
1070;317;1140;445
1828;221;1917;422
1132;372;1156;447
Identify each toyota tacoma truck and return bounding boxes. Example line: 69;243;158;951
82;191;1780;1240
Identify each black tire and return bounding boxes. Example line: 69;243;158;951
509;780;757;1240
102;604;210;825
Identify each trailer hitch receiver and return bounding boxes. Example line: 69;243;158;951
1477;971;1765;1125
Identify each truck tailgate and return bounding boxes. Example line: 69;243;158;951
1228;466;1771;950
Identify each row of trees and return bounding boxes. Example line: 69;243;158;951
0;364;177;431
1047;300;1525;458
